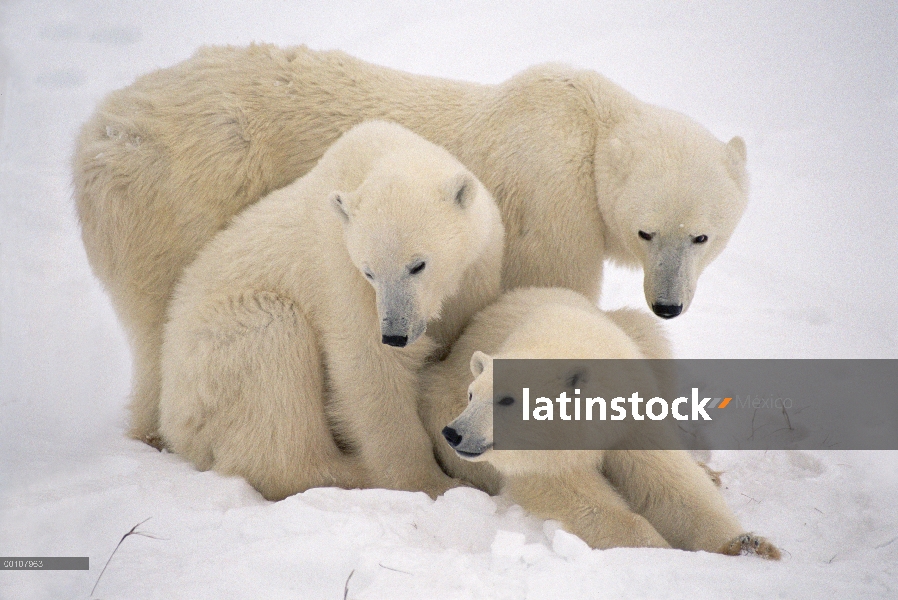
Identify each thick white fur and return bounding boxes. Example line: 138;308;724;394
74;44;749;444
158;122;504;501
420;288;779;558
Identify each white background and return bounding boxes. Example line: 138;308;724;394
1;1;896;598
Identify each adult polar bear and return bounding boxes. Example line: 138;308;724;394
422;287;779;558
159;121;504;500
74;44;749;445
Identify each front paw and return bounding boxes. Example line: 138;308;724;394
719;533;781;560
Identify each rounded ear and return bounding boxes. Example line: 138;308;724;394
725;136;748;186
470;350;491;377
329;191;350;222
726;136;747;165
447;172;477;209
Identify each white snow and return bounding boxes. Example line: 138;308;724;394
1;1;896;598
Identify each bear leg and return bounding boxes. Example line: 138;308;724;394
159;291;368;500
603;450;780;558
503;469;670;550
324;339;459;499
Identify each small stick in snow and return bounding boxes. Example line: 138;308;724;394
91;517;158;597
343;569;354;600
749;408;759;440
379;563;412;575
781;404;793;430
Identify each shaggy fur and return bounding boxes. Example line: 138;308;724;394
421;287;779;558
74;45;748;444
158;122;504;500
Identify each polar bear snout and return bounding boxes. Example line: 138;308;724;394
376;282;427;347
380;315;426;347
445;400;494;461
448;432;493;460
442;425;462;447
441;424;493;458
642;240;699;318
651;303;683;319
382;334;408;347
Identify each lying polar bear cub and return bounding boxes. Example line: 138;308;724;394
420;287;780;557
159;121;504;501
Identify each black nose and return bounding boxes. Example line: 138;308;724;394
652;303;683;319
442;426;462;448
382;335;408;347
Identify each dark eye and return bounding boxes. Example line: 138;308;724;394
468;391;473;403
409;261;426;275
497;396;515;406
638;230;654;241
363;269;374;281
693;235;708;244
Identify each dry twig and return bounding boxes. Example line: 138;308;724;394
91;517;158;597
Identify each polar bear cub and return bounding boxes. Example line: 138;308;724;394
159;121;504;501
420;288;779;557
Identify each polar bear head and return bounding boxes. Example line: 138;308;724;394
441;349;496;459
330;132;501;348
596;108;749;318
443;303;651;474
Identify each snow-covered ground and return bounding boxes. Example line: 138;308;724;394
1;1;896;598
